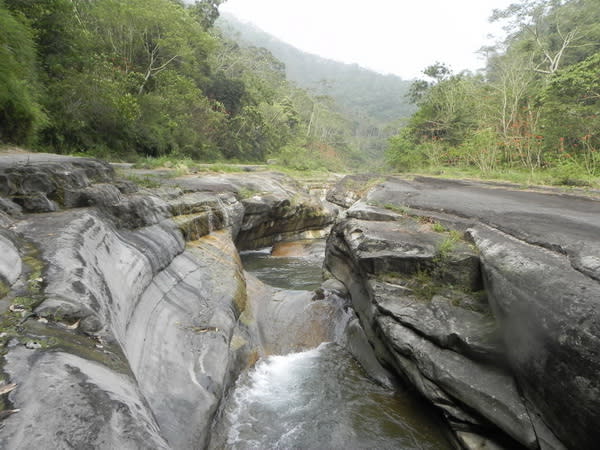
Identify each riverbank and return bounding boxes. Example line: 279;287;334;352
1;152;599;449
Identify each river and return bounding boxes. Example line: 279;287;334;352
209;239;452;449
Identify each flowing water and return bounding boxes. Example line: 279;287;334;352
210;240;452;449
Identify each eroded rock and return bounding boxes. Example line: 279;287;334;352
324;212;536;448
0;153;338;449
473;225;600;450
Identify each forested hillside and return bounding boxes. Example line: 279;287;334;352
0;0;373;169
217;13;415;124
2;0;598;182
388;0;600;185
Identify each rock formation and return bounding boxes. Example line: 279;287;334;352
324;175;600;450
0;153;335;449
2;155;599;450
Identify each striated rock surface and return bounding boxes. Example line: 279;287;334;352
324;175;600;449
325;214;536;449
472;225;600;450
0;153;337;449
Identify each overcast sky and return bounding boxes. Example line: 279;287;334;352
219;0;515;79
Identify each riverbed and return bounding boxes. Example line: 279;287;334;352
210;239;452;449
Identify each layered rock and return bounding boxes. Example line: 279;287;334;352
0;153;336;449
324;175;600;449
325;215;535;449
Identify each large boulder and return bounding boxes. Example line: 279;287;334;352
472;225;600;450
324;211;537;448
325;176;600;449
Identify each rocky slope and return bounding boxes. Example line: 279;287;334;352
324;175;600;450
0;153;335;449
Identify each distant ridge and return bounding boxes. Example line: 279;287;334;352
217;13;415;125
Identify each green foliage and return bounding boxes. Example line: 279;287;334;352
386;129;427;171
0;2;45;143
190;0;226;30
458;128;502;174
431;222;446;233
277;144;327;171
217;13;416;162
0;0;378;169
388;0;600;187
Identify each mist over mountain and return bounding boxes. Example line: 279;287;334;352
217;13;416;125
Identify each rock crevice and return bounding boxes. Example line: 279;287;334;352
324;175;600;450
0;154;336;449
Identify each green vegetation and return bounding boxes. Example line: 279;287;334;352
125;175;163;189
382;203;409;215
0;0;368;170
217;13;415;162
387;0;600;188
436;231;463;260
431;222;446;233
1;0;598;186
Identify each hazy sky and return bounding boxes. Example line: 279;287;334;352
220;0;515;79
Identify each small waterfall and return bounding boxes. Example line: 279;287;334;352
209;239;452;450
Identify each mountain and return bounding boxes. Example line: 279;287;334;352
216;13;416;126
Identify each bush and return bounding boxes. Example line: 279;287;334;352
0;5;45;144
386;130;426;171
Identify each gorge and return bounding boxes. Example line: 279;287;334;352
0;153;599;449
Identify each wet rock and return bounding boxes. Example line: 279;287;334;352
372;281;504;364
125;231;247;449
321;278;349;297
0;153;355;448
345;318;395;388
455;431;506;450
0;197;22;218
166;192;244;240
472;225;600;450
324;217;534;448
325;176;600;449
237;192;335;250
243;273;347;355
378;316;537;448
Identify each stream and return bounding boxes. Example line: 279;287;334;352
210;240;452;449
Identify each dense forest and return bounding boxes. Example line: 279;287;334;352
0;0;371;169
1;0;599;182
388;0;600;184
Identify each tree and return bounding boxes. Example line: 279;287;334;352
190;0;226;30
0;2;45;143
86;0;213;94
542;52;600;174
491;0;600;75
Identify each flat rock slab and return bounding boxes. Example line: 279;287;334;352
367;177;600;280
